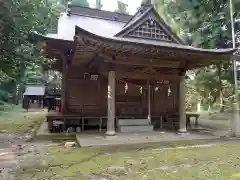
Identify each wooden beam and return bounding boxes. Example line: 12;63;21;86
100;54;180;68
117;71;180;81
100;71;180;81
85;54;99;69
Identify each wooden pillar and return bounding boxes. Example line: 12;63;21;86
61;57;67;114
147;80;151;124
178;75;187;133
106;70;116;136
232;103;240;136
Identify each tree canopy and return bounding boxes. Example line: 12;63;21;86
0;0;62;105
154;0;240;112
95;0;103;9
71;0;90;7
1;0;62;78
115;0;129;14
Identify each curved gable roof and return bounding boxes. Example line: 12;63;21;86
75;25;234;54
115;5;185;44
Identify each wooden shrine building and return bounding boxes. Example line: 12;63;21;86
38;1;235;135
22;84;45;110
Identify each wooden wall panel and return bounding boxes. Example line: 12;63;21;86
116;81;147;117
65;65;179;119
67;78;107;116
152;82;179;116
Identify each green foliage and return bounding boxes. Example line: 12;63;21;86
0;0;62;105
0;0;61;78
154;0;240;112
45;71;62;95
155;0;240;48
71;0;90;7
115;0;129;14
0;89;9;104
95;0;102;9
23;64;45;84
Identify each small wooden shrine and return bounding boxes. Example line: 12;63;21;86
38;1;235;134
22;84;45;109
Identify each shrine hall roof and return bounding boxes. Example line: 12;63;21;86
75;26;234;54
41;4;235;55
23;85;45;96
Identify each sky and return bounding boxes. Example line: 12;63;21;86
88;0;142;15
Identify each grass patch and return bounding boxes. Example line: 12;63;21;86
16;139;240;180
33;133;77;143
198;118;230;129
0;107;46;133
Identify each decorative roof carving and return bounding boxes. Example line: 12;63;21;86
115;5;184;44
127;18;174;42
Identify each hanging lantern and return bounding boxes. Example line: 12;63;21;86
168;85;171;96
155;86;159;92
125;83;128;93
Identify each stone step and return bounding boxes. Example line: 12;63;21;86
119;125;154;133
118;119;149;126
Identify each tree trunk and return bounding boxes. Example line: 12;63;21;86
217;64;224;112
208;92;212;112
197;100;201;112
15;84;20;105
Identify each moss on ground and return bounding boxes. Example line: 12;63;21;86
33;133;77;143
16;140;240;180
0;108;46;133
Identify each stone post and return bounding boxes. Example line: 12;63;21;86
106;70;116;136
178;75;187;133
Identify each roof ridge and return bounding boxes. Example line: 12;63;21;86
68;4;132;17
68;4;132;22
70;12;129;23
116;6;153;35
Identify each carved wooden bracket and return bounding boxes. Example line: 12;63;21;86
64;48;75;65
178;60;188;76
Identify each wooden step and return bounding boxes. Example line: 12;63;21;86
118;119;149;126
119;125;154;133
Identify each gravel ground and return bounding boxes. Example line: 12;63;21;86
0;133;56;180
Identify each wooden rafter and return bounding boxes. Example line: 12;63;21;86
75;34;233;70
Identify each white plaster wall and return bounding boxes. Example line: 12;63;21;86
57;13;125;41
